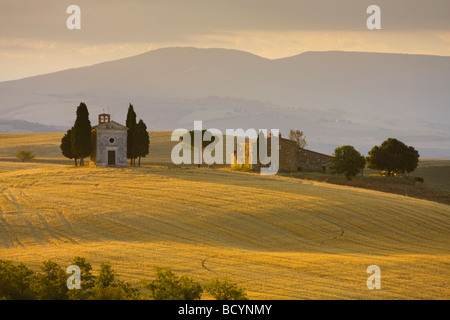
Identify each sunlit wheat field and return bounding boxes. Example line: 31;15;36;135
0;159;449;299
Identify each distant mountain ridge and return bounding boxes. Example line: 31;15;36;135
0;119;66;133
0;47;449;157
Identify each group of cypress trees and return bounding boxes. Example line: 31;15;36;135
126;104;150;166
60;103;92;166
60;102;149;166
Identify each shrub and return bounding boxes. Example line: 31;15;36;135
141;267;203;300
205;278;248;300
232;165;253;172
0;260;36;300
90;261;138;300
16;149;35;162
33;260;69;300
67;256;96;300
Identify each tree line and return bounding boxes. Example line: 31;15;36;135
329;138;420;180
288;129;420;180
0;258;248;300
60;103;149;166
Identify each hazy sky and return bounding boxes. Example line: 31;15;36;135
1;0;449;81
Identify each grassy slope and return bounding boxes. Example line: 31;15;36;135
2;131;450;177
413;161;450;192
0;132;178;164
0;162;449;299
1;132;449;299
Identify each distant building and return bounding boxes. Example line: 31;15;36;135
231;133;333;173
90;114;128;167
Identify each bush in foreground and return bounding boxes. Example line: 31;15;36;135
90;261;139;300
0;260;36;300
205;278;248;300
0;259;248;300
141;267;203;300
0;258;137;300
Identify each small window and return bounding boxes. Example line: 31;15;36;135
109;138;115;144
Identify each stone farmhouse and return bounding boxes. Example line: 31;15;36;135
231;133;333;173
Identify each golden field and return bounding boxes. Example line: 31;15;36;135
0;132;449;299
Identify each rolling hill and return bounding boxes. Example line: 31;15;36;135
0;133;449;299
1;131;449;193
1;48;449;158
0;163;449;299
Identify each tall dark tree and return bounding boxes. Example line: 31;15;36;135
71;103;92;166
60;128;78;166
183;130;213;168
135;119;150;167
367;138;420;176
126;104;138;166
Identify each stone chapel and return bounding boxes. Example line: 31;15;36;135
90;113;128;167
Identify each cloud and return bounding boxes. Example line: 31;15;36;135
187;30;450;59
434;32;450;44
0;0;449;81
77;46;100;56
0;38;57;51
1;0;449;44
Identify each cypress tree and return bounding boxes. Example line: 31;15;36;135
126;104;138;166
60;128;78;166
185;130;213;168
135;119;150;167
71;103;92;166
